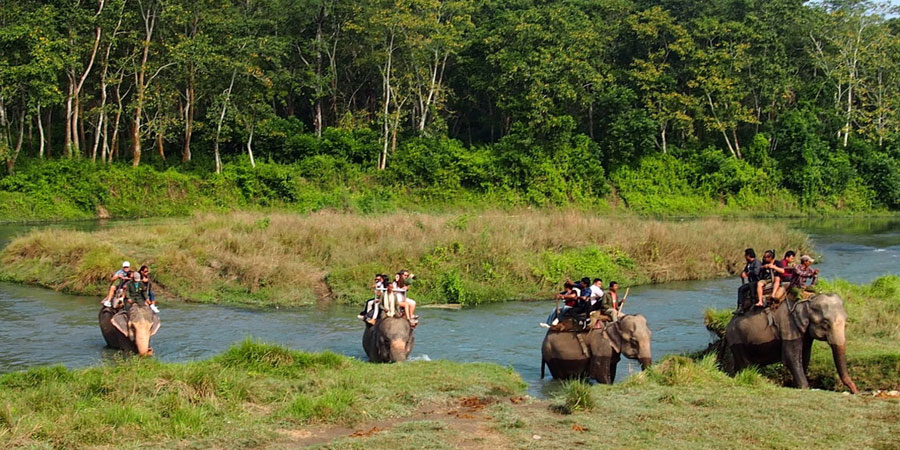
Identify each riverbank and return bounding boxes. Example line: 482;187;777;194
705;276;900;391
2;343;897;448
0;211;808;307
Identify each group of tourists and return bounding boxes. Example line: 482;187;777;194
358;269;419;326
735;248;820;314
100;261;159;313
540;277;628;330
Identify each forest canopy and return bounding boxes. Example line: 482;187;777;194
1;0;899;212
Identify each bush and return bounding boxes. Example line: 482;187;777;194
611;153;714;214
552;379;595;414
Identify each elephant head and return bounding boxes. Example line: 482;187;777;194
363;317;414;363
603;314;652;370
793;294;857;393
111;303;160;356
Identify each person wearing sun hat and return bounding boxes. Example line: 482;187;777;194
101;261;132;307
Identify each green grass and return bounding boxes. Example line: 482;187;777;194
0;211;809;307
0;340;525;448
478;356;900;449
704;276;900;391
336;355;900;449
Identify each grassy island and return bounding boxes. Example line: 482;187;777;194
0;211;807;307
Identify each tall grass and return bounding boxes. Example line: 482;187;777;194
0;211;809;307
0;340;525;448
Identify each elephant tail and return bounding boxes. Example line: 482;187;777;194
541;359;545;379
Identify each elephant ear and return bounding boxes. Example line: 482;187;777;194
111;312;131;340
791;301;811;334
150;313;161;336
604;322;623;354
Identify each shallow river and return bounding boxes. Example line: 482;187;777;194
1;218;898;396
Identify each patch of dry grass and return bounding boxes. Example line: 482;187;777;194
0;211;809;306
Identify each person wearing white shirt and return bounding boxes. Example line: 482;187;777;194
589;278;604;306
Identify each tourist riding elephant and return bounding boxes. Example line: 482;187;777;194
725;293;858;393
541;314;652;383
363;317;414;363
98;303;160;356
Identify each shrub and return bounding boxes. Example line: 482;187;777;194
552;379;595;414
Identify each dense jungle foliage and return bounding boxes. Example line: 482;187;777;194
1;0;900;216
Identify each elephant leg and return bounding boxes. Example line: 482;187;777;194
782;339;809;389
729;344;750;376
591;356;612;384
609;353;621;383
801;337;813;375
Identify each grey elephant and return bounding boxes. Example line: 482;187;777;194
363;317;415;363
541;314;652;383
725;293;858;393
98;303;160;356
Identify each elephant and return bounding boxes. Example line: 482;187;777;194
725;293;858;393
362;317;415;363
98;303;160;356
541;314;652;383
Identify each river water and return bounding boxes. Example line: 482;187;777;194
1;218;897;396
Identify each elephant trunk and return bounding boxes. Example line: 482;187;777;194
134;327;153;357
389;339;408;362
830;344;858;394
639;357;652;371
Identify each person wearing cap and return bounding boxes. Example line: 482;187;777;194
788;255;819;299
101;261;132;307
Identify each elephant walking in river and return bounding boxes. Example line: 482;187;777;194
725;293;858;393
363;317;414;363
541;314;652;383
99;303;160;356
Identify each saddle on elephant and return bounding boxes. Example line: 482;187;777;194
737;281;787;313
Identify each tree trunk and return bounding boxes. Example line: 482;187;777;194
72;4;103;157
379;31;394;170
78;101;87;156
65;76;74;157
182;69;194;162
132;1;155;167
214;70;238;174
156;131;165;160
843;83;852;148
661;125;667;154
37;105;45;158
314;10;324;138
111;82;125;163
45;108;52;157
246;124;256;168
